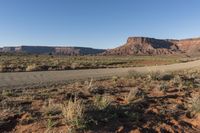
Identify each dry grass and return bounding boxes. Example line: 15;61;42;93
190;95;200;114
26;64;39;71
0;54;181;72
93;95;111;110
61;97;85;128
42;99;62;116
2;69;200;132
0;65;3;72
124;88;139;103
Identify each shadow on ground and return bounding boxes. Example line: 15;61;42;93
83;93;198;133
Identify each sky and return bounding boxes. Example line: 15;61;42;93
0;0;200;49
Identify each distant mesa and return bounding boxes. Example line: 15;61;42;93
102;37;200;56
1;37;200;56
0;46;106;55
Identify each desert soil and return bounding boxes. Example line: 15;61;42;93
1;59;200;89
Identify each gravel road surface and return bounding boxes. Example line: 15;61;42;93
1;59;200;89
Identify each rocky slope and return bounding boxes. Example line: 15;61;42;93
103;37;200;56
175;38;200;54
0;46;105;55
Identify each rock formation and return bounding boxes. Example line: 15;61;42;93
103;37;200;56
0;46;105;55
1;37;200;56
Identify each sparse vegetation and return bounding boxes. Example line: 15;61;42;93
46;118;58;129
1;69;200;132
93;95;111;110
124;88;140;103
190;95;200;113
61;97;85;129
42;99;62;116
26;64;39;71
159;82;169;93
2;90;13;97
0;54;182;72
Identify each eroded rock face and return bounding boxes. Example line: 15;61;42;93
103;37;179;55
103;37;200;55
175;38;200;54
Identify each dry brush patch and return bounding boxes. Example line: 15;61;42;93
1;70;200;132
0;54;182;72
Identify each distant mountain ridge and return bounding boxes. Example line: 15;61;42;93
0;46;106;55
1;37;200;56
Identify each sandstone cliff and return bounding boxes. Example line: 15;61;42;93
103;37;200;55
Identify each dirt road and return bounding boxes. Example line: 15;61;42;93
1;59;200;89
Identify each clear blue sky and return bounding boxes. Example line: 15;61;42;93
0;0;200;48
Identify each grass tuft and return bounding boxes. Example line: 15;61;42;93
61;97;85;129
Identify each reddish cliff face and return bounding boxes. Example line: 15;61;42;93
103;37;200;55
103;37;179;55
174;38;200;54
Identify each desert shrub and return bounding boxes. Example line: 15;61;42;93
190;95;200;113
2;90;14;97
0;65;6;72
157;73;174;81
45;118;58;129
111;76;119;82
148;71;162;80
173;75;182;87
71;62;79;69
159;82;169;92
42;99;62;116
124;88;140;103
93;95;111;110
121;78;136;87
127;70;145;78
89;87;105;95
61;97;85;129
26;64;40;71
87;78;93;90
114;78;135;87
0;65;2;72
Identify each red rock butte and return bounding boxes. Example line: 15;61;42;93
103;37;200;56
